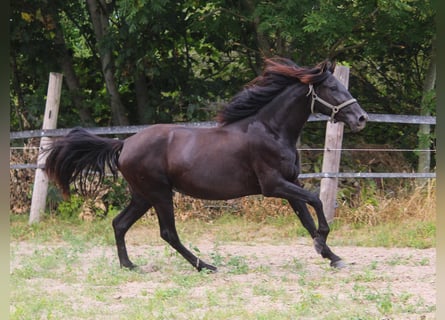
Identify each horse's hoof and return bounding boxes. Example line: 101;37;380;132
197;261;218;273
121;263;138;270
200;264;218;273
330;259;347;269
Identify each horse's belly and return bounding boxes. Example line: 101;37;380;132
171;165;259;200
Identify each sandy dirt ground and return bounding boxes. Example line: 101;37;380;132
10;238;436;319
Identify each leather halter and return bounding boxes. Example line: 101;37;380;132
306;84;357;122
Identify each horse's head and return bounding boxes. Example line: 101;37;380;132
308;70;368;132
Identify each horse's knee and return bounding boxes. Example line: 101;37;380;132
160;228;179;246
160;229;170;242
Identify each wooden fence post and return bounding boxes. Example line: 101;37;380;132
29;72;63;224
319;66;350;224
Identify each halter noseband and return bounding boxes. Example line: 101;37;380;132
306;84;357;122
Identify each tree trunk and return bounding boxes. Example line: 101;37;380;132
86;0;129;125
134;73;155;124
417;43;436;177
50;9;93;125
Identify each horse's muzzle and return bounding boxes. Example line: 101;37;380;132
349;112;368;132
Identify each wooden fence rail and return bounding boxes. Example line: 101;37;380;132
9;114;436;140
10;114;437;179
10;114;436;180
9;162;436;179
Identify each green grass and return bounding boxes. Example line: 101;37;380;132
10;209;435;249
328;219;435;249
10;210;436;320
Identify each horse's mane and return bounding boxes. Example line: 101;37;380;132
217;57;334;125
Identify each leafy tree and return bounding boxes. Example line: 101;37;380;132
10;0;435;169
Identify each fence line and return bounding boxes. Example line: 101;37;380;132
9;113;437;179
300;148;435;152
9;113;436;140
9;146;436;153
298;172;436;179
8;162;436;179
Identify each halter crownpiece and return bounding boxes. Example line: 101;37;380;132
306;84;357;122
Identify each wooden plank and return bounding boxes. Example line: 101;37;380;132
29;73;63;224
8;162;437;179
367;113;436;124
319;66;350;223
9;114;436;140
298;172;436;179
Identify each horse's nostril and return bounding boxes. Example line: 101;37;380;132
359;113;368;122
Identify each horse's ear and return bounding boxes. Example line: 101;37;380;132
319;60;334;73
322;60;335;73
328;60;336;73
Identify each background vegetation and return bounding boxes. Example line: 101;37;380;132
10;0;436;167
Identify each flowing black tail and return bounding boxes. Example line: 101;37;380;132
44;127;124;198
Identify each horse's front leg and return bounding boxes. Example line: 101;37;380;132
262;178;345;268
288;198;345;268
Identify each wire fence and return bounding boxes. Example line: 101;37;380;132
9;113;436;179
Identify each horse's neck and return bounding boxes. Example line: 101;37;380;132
256;84;311;144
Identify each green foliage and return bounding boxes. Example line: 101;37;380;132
55;194;84;219
101;176;130;212
45;176;129;221
10;0;436;169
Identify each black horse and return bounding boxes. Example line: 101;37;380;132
45;58;367;271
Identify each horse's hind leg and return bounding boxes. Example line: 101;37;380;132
289;199;345;269
153;199;217;272
112;193;151;269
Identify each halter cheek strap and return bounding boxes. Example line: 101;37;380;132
307;84;357;122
